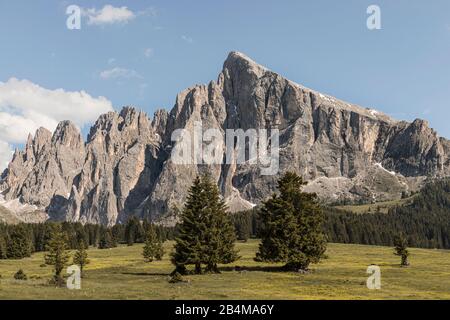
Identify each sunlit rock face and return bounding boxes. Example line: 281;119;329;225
2;52;450;225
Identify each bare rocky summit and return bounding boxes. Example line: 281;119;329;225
1;52;449;225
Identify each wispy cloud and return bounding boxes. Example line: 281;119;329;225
137;7;158;18
181;35;194;44
99;67;143;80
107;58;116;65
144;48;154;58
83;5;136;26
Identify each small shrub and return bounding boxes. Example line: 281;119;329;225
14;269;27;280
40;263;47;268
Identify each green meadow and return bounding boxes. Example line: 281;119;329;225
0;240;449;300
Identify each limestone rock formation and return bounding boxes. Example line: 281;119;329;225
1;51;450;225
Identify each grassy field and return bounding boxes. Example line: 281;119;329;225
0;240;449;300
334;195;417;214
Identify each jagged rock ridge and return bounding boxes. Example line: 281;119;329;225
1;51;450;225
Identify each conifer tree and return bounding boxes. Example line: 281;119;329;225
172;176;205;274
201;174;239;273
256;172;327;271
73;241;90;277
45;228;70;286
394;234;410;266
143;224;164;262
171;174;238;275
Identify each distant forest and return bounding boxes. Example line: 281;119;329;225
233;179;450;249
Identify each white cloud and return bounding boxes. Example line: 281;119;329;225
99;67;143;80
108;58;116;65
181;35;194;44
144;48;154;58
0;78;113;170
84;5;136;26
0;140;13;171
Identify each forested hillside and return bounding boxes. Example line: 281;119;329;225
325;179;450;248
232;179;450;249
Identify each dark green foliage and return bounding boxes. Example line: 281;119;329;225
6;224;32;259
142;223;164;262
172;176;206;274
172;174;239;274
256;172;327;271
0;220;176;260
201;174;239;273
324;179;450;249
232;211;253;241
98;229;115;249
44;228;70;286
124;216;145;246
111;224;125;245
394;235;410;266
0;235;7;259
14;269;27;280
73;241;90;276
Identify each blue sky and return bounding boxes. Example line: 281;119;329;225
0;0;450;168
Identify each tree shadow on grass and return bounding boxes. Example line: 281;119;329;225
121;272;169;277
121;266;288;277
219;265;286;273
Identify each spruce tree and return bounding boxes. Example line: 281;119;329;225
201;174;239;273
143;223;164;262
45;228;70;286
171;174;238;275
394;234;410;266
256;172;327;271
172;176;205;274
73;241;90;277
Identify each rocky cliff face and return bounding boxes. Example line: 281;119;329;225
1;51;449;225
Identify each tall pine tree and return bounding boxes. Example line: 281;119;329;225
45;228;71;286
142;223;164;262
201;174;239;273
172;176;205;274
171;174;238;275
73;241;90;277
256;172;327;271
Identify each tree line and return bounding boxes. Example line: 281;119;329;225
231;179;450;249
0;219;174;260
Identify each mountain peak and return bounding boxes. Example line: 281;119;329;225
223;51;268;76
